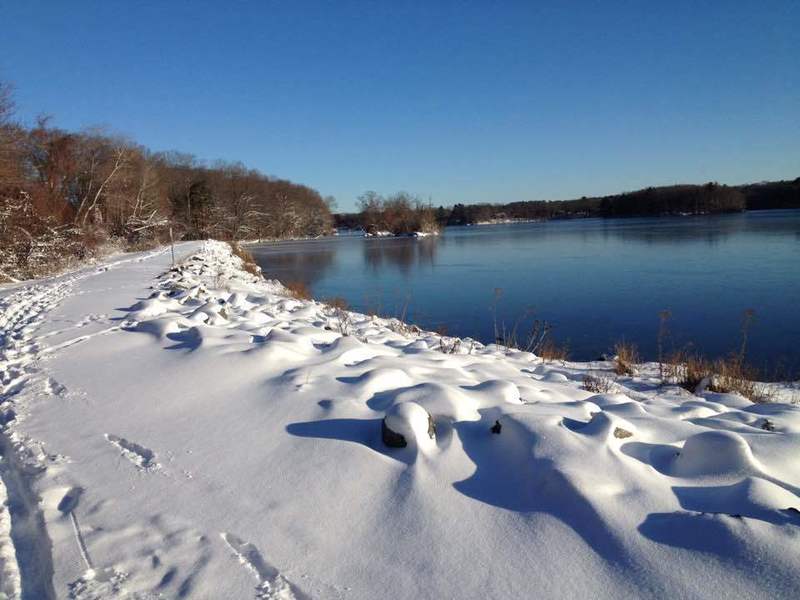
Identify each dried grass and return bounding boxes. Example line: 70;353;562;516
538;338;570;362
613;340;640;376
227;242;262;278
582;372;617;393
284;280;312;300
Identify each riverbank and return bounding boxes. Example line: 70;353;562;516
249;210;800;377
1;240;799;598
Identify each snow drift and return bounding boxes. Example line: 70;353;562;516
0;241;798;599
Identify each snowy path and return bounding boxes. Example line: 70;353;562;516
1;241;799;599
0;246;182;599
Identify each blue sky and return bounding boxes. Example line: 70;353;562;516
2;1;798;211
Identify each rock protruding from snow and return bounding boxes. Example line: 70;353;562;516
382;402;435;449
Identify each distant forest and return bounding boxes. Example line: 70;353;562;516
0;81;333;281
335;179;800;229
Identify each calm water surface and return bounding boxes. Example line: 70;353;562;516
251;210;800;376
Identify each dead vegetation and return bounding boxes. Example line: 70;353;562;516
613;340;640;376
284;280;312;300
323;296;349;311
537;338;570;362
489;288;567;359
659;308;776;403
582;372;617;393
663;350;773;400
321;297;353;336
227;242;262;278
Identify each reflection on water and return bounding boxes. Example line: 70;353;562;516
250;210;800;374
363;238;437;273
251;243;335;287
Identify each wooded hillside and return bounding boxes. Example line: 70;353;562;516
0;81;333;281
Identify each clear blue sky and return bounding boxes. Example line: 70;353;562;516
2;1;798;211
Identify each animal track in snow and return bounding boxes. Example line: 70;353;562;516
104;434;160;471
44;377;67;396
221;532;308;599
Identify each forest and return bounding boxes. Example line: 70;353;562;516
356;191;439;235
0;81;333;281
335;179;799;229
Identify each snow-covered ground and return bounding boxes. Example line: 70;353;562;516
1;241;799;599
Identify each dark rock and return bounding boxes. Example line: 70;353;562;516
490;420;502;434
761;419;775;432
613;427;633;439
427;414;436;439
382;418;407;448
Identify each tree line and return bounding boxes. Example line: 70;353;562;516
355;191;439;235
0;81;333;281
335;179;799;229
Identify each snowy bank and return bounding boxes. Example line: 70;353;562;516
364;230;439;238
1;241;799;599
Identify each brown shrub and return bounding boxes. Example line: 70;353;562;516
324;296;349;310
614;340;640;376
663;350;712;391
538;338;570;362
663;349;774;402
227;242;262;278
583;372;616;393
285;280;312;300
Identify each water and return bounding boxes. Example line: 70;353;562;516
250;210;800;377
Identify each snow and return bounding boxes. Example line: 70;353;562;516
363;231;439;238
1;240;799;598
0;476;22;599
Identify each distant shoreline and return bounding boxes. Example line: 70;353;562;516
324;206;800;239
333;178;800;230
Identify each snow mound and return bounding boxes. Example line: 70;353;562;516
570;410;637;443
676;477;800;522
384;402;435;450
672;430;756;477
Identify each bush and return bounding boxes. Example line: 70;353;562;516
227;242;262;278
613;340;640;375
323;296;348;310
284;280;311;300
538;338;570;362
583;373;616;393
0;192;93;281
663;350;775;402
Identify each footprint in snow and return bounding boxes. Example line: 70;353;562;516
221;532;310;600
105;434;160;471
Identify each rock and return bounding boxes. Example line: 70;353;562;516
382;402;436;448
491;420;502;434
613;427;633;439
382;419;407;448
761;419;775;432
